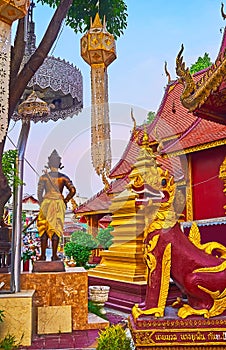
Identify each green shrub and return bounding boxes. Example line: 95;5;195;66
0;310;22;349
96;226;114;249
96;324;132;350
70;230;98;249
65;231;99;267
64;241;91;267
0;334;20;350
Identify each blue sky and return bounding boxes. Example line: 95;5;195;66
7;0;225;199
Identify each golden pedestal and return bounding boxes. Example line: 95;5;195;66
129;308;226;349
88;189;147;283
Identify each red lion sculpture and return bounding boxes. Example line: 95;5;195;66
131;149;226;320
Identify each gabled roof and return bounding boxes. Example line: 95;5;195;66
176;28;226;124
74;177;129;214
110;68;226;178
22;194;38;204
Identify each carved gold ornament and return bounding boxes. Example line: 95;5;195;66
158;243;171;313
176;44;226;112
18;91;50;122
189;222;226;258
219;156;226;213
132;242;171;320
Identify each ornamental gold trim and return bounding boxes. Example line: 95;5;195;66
188;222;226;258
129;323;226;347
143;234;159;273
176;44;226;112
219;156;226;213
164;138;226;158
158;243;171;312
194;260;226;274
186;154;193;221
198;285;226;318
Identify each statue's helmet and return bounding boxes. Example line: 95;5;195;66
48;150;62;169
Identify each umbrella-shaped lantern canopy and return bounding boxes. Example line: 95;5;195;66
17;90;50;121
12;0;83;124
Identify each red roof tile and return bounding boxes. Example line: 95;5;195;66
163;118;226;153
74;177;129;214
109;71;211;178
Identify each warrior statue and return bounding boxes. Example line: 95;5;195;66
37;150;76;261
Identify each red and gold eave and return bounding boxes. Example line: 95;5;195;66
176;28;226;125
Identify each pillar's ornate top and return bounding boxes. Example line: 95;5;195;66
0;0;30;25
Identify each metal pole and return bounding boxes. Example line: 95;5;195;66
12;120;30;292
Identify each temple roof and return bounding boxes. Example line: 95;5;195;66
110;70;226;178
76;70;226;215
176;27;226;124
75;19;226;216
74;177;129;215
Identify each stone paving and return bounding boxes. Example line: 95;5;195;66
18;308;133;350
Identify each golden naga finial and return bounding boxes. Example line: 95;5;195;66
164;61;171;84
101;170;110;192
131;107;139;143
131;107;136;129
176;44;189;80
221;3;226;20
176;44;196;101
154;126;164;154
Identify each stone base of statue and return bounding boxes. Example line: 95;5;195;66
129;306;226;349
88;276;182;314
0;267;109;338
32;260;65;273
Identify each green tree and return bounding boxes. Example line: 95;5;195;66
70;230;98;249
2;150;22;189
64;230;98;266
190;53;212;74
38;0;128;39
145;111;156;124
96;225;114;249
0;0;128;224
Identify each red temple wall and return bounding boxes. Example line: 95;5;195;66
191;145;225;220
